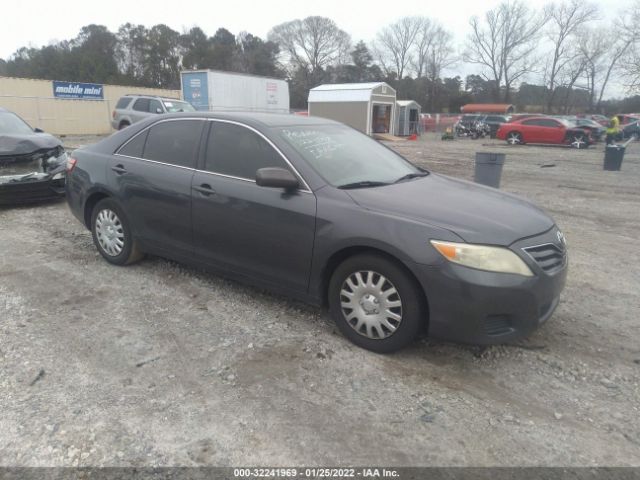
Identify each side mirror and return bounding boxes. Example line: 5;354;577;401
155;108;163;114
34;127;44;133
255;167;299;191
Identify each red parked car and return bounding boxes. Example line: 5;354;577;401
496;116;592;148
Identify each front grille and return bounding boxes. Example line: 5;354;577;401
523;243;566;274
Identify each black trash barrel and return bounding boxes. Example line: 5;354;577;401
474;152;505;188
604;144;625;171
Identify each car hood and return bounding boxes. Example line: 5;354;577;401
0;133;62;156
345;173;554;245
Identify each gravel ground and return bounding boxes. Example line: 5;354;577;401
1;133;639;467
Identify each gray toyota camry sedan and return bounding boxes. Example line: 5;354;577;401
66;112;567;353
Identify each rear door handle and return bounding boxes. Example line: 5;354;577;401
111;164;127;175
193;183;215;196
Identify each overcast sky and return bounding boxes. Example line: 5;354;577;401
1;0;630;97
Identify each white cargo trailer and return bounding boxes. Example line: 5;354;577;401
180;70;290;113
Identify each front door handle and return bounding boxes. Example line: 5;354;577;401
111;164;127;175
193;183;215;196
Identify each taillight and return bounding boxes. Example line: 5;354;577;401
66;156;77;173
112;111;116;119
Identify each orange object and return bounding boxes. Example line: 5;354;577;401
461;104;514;114
408;134;418;141
432;242;457;260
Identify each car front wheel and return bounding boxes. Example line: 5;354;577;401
328;254;425;353
91;198;143;265
570;133;589;149
506;131;523;145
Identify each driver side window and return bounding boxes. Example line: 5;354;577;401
204;122;289;180
149;99;163;114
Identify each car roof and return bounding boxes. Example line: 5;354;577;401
147;111;342;128
91;111;343;155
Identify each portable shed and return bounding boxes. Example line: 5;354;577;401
395;100;421;136
308;82;397;135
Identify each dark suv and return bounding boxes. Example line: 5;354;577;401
66;113;567;352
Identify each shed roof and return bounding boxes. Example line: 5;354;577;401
396;100;421;108
308;82;395;103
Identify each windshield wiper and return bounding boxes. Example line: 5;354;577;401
394;172;429;184
337;180;391;189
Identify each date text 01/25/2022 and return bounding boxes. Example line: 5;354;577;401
233;467;400;478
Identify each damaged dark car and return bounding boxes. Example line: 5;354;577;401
0;108;67;205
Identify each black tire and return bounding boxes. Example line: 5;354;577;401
118;121;130;130
328;253;425;353
91;198;143;266
506;131;523;145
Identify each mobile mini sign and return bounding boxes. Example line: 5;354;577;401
52;81;104;100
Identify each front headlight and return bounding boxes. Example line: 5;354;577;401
430;240;534;277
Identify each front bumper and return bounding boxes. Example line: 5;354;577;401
0;166;66;206
411;229;568;345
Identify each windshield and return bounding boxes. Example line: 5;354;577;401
278;125;423;187
162;100;196;113
0;112;34;135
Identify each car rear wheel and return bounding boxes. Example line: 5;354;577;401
91;198;143;265
506;131;523;145
328;254;425;353
118;121;130;130
570;133;589;149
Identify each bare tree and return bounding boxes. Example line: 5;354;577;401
558;53;589;113
424;26;457;111
612;2;640;99
465;1;547;102
412;18;435;78
544;0;599;112
425;26;456;81
373;17;422;80
577;27;608;111
268;16;351;80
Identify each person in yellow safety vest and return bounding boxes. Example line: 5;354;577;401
605;115;620;145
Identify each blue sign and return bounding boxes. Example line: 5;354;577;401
52;81;104;100
182;72;209;111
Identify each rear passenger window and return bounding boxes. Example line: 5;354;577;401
116;97;132;109
205;122;289;179
118;130;148;158
143;120;203;168
133;98;150;112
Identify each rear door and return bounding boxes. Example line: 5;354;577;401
191;120;316;294
130;98;151;123
110;119;205;255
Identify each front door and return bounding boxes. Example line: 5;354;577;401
191;121;316;294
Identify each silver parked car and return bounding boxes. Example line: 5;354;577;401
111;95;196;130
